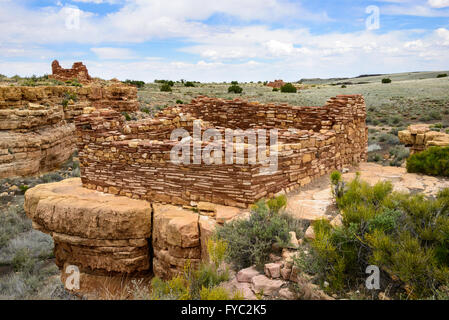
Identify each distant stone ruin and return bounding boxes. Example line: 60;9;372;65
0;82;138;178
399;124;449;154
75;95;368;208
266;80;286;88
49;60;92;83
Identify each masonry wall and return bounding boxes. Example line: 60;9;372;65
75;95;367;208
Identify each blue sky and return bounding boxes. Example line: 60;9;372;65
1;0;449;81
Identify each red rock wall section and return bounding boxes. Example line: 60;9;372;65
75;95;367;208
49;60;92;83
0;84;138;178
266;80;285;88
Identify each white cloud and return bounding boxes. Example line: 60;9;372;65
435;28;449;45
264;40;295;56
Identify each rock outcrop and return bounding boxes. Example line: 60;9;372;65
0;82;139;179
24;178;152;295
50;60;92;84
24;178;244;295
399;124;449;154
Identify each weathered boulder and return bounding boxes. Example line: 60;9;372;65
251;275;285;296
24;178;152;278
236;266;261;283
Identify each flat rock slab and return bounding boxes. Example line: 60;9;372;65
236;266;261;283
24;178;152;239
251;275;285;296
287;199;333;221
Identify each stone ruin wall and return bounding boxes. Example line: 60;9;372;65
49;60;92;83
75;95;368;209
266;80;286;88
0;84;138;178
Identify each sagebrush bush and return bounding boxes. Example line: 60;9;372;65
382;78;392;84
216;195;302;270
0;203;32;248
280;83;297;93
160;83;172;92
149;239;238;300
298;172;449;299
123;80;145;88
406;146;449;177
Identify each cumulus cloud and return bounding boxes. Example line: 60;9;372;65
91;47;136;60
0;0;448;81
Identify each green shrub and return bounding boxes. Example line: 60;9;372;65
176;99;184;104
141;107;150;114
437;74;447;78
61;92;78;108
382;78;392;84
379;133;400;145
150;239;236;300
184;81;195;87
406;146;449;177
280;83;297;93
272;87;279;92
160;83;172;92
121;112;131;121
0;203;32;247
299;173;449;298
389;145;410;167
429;111;442;120
123;80;145;88
12;248;35;273
228;84;243;94
216;195;298;270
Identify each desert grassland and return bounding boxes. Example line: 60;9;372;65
0;156;80;300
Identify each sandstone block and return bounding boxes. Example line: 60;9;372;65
236;266;260;283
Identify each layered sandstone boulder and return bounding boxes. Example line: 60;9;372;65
152;204;202;280
24;177;245;293
0;124;74;178
399;124;449;154
24;178;152;294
